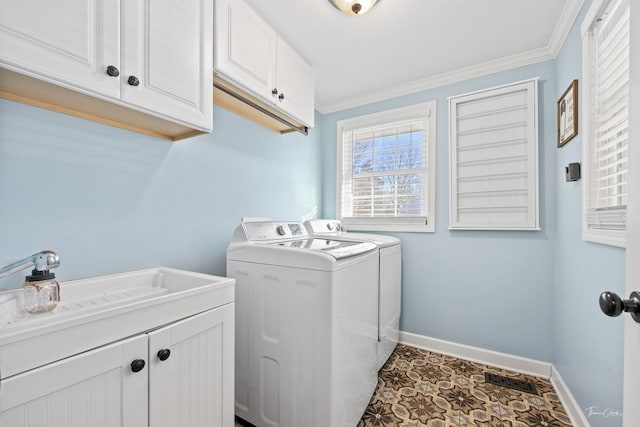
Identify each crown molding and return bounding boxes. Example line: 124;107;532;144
548;0;586;56
316;47;554;114
315;0;585;115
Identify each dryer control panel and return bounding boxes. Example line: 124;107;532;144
242;221;309;241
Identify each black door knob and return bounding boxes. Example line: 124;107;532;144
128;75;140;86
130;359;146;373
157;349;171;361
599;291;640;323
106;65;120;77
278;93;285;101
272;88;278;96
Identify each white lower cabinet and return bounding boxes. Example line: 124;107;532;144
0;304;234;427
149;306;235;427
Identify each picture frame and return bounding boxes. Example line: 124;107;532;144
557;79;578;147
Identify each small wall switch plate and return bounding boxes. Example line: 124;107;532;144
565;162;581;181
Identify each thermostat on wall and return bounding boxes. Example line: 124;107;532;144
565;163;581;182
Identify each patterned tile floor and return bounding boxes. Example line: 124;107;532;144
236;344;572;427
359;344;571;427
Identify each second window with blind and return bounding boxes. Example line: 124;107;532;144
449;80;539;230
336;102;436;232
581;0;630;247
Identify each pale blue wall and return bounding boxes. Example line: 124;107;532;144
553;0;625;424
321;61;558;362
0;100;323;288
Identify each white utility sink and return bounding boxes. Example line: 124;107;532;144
0;268;235;379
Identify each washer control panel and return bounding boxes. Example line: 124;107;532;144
304;219;344;234
243;221;308;241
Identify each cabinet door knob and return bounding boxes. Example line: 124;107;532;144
130;359;146;373
127;75;140;86
278;93;285;101
106;65;120;77
157;349;171;361
272;88;278;96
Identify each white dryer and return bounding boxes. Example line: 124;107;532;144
226;220;379;427
304;219;401;371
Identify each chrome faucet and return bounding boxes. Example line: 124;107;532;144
0;250;60;280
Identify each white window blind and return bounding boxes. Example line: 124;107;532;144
336;102;436;232
449;80;539;230
582;0;629;247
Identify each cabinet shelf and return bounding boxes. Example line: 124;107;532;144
0;68;207;141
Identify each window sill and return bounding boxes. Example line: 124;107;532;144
449;226;542;231
344;223;435;233
583;229;626;248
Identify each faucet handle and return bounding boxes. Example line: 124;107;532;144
33;251;60;271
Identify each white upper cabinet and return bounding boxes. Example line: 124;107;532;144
0;0;213;137
214;0;277;101
215;0;315;128
121;0;213;130
0;0;121;98
275;37;315;128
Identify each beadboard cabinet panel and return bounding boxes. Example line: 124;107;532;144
148;305;235;427
0;0;120;98
122;0;213;130
0;335;148;427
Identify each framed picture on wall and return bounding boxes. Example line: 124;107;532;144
557;80;578;147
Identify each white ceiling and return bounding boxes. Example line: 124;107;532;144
242;0;583;113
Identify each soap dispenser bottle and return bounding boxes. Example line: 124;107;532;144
22;269;60;313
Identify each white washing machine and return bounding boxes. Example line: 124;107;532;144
226;220;379;427
304;219;401;371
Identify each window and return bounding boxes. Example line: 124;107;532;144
449;79;539;230
336;101;436;232
582;0;630;247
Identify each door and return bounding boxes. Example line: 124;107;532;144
121;0;213;130
0;335;148;427
623;2;639;425
214;0;277;101
0;0;120;98
148;304;235;427
275;37;315;127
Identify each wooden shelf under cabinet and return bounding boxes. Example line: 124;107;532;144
0;68;207;141
212;75;308;135
0;68;308;139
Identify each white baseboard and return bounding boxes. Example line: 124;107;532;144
398;331;589;427
550;365;590;427
399;331;551;378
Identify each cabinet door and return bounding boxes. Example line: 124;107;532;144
0;335;148;427
121;0;213;131
148;303;235;427
214;0;277;102
276;37;315;127
0;0;120;98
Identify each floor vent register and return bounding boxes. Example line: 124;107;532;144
485;372;538;395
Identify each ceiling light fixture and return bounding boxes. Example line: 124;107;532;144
328;0;380;16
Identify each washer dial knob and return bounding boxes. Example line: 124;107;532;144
276;225;286;236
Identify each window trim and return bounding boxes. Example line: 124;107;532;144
448;78;540;231
581;0;628;248
336;101;437;233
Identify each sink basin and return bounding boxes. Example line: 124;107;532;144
0;267;235;379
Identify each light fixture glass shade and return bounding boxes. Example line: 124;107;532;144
328;0;380;16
